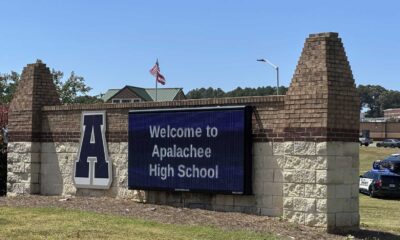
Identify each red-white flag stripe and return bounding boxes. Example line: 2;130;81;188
149;60;166;85
157;72;166;85
149;63;159;77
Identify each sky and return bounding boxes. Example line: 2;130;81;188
1;1;400;96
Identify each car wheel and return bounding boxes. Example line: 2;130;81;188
377;144;381;147
391;144;396;148
365;143;369;147
369;187;377;198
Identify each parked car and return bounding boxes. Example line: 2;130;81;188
376;139;400;148
359;169;400;198
359;137;373;146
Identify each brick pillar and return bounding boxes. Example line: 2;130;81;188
7;60;60;195
282;33;359;230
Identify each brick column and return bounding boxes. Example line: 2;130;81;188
7;60;60;195
281;33;359;231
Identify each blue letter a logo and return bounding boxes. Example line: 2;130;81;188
73;112;112;189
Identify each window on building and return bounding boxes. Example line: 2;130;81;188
112;98;142;103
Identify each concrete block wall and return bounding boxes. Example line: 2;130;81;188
40;141;143;199
6;32;360;231
279;141;359;229
7;142;41;195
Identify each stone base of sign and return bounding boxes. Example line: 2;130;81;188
7;142;41;196
7;142;143;201
7;140;359;229
145;141;359;229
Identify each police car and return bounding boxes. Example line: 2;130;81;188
359;158;400;198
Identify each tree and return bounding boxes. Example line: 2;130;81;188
56;71;93;104
73;95;104;104
379;90;400;112
358;85;387;117
0;71;20;104
186;86;288;99
186;87;225;99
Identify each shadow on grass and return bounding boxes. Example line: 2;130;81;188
360;193;400;200
333;229;400;240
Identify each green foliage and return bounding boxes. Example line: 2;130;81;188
186;86;288;99
357;85;400;118
0;71;20;104
57;71;93;104
379;90;400;111
358;85;387;117
74;95;104;104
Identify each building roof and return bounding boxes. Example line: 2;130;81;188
145;88;183;102
102;85;183;102
125;86;153;101
101;89;120;102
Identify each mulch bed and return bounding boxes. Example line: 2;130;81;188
0;195;397;240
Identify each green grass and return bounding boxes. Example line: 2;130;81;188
0;207;277;240
359;147;400;234
359;195;400;233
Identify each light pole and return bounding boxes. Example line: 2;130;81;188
257;58;280;95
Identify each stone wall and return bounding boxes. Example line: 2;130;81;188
6;32;360;231
282;141;359;228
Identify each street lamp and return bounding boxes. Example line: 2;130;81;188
257;58;280;95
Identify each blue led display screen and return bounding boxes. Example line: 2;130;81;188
128;106;252;195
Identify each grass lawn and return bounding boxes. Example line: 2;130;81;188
0;207;277;240
359;195;400;233
359;147;400;234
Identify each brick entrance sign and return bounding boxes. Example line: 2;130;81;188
7;33;359;231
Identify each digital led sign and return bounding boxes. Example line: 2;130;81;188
128;106;252;194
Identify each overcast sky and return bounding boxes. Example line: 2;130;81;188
1;1;399;95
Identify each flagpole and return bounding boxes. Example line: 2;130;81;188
156;58;158;101
155;76;158;101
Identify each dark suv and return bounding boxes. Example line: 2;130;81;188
359;169;400;197
376;139;400;148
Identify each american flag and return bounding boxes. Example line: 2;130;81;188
149;60;166;85
157;72;165;85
